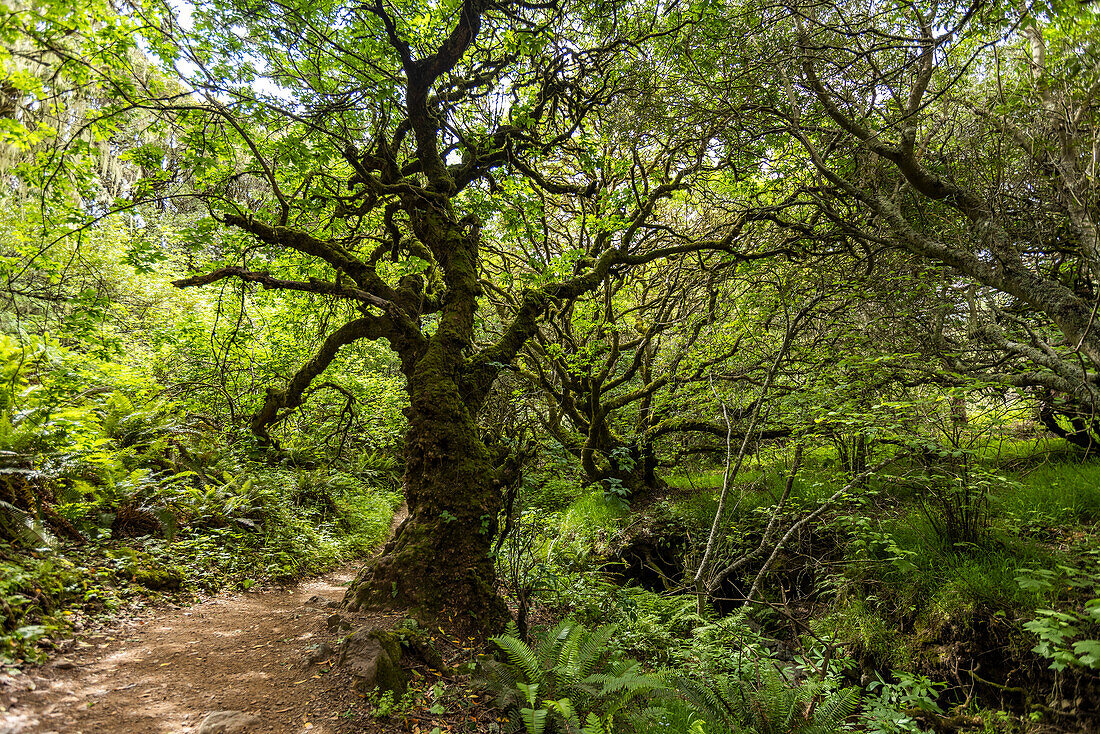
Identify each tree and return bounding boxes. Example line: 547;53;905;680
515;257;737;498
659;0;1098;444
763;0;1100;442
132;0;763;637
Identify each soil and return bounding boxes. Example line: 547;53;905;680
0;509;424;734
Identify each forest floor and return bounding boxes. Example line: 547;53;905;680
0;510;410;734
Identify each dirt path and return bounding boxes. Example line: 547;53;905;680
1;510;408;734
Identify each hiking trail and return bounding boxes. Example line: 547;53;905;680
0;508;409;734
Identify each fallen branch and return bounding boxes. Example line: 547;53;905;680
706;443;803;594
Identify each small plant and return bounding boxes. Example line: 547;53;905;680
478;619;665;733
663;666;859;734
914;448;994;548
601;477;631;512
496;509;556;638
599;447;637;510
684;612;775;677
372;689;395;718
1016;566;1100;671
861;671;945;734
596;587;707;666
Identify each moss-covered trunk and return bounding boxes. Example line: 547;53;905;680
344;360;508;640
343;218;509;640
580;431;664;503
613;442;665;504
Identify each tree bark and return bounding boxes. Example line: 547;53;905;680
343;354;509;639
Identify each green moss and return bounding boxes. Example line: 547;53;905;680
395;619;450;673
346;504;508;640
341;627;409;697
914;592;977;643
131;564;184;591
370;629;408;698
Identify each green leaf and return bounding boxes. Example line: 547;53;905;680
516;681;540;707
521;706;548;734
1072;640;1100;668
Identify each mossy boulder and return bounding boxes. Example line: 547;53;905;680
132;564;184;591
107;547;184;591
337;626;408;697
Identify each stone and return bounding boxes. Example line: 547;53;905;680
195;710;260;733
326;613;352;633
304;594;340;609
336;627;407;696
304;643;334;665
131;564;183;591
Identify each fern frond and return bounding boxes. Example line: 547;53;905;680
556;621;590;677
585;665;666;698
476;657;524;709
673;668;857;734
520;706;548;734
573;624;617;678
641;699;727;734
538;619;577;664
581;712;608;734
545;696;579;728
672;675;741;728
492;634;545;686
809;686;860;733
517;681;541;707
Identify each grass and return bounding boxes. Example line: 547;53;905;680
976;434;1079;469
561;488;630;530
823;461;1087;672
822;524;1058;670
850;503;1063;603
668;458;902;548
994;458;1100;526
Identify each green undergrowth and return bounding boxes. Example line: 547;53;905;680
0;336;403;664
977;434;1080;469
562;490;631;536
513;440;1100;731
996;459;1100;528
823;512;1059;670
1;464;400;664
544;489;632;566
803;450;1100;713
476;613;860;734
667;454;907;540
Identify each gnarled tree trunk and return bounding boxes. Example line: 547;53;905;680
343;219;509;638
343;365;508;637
